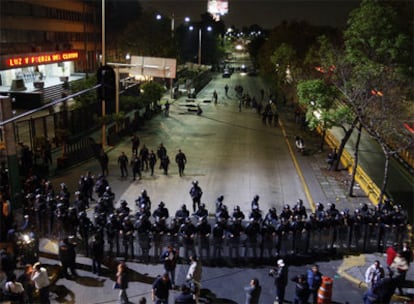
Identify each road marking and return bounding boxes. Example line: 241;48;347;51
279;118;315;212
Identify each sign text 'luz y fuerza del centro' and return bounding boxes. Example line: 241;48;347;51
1;51;79;70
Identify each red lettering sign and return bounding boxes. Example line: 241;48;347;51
4;51;79;68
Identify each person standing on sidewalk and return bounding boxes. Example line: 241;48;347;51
131;153;142;181
31;262;50;304
152;272;172;304
307;264;322;304
365;260;384;290
175;149;187;177
118;152;129;178
244;278;261;304
269;259;288;304
189;181;203;213
116;261;129;304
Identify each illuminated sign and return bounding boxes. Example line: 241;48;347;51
208;0;228;16
3;51;79;68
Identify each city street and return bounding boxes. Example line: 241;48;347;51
32;68;414;304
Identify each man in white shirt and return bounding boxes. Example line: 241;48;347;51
31;262;50;304
365;260;384;289
186;255;202;303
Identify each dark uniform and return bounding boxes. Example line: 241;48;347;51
131;154;142;181
175;149;187;177
189;181;203;213
118;152;129;177
196;217;211;260
148;150;157;176
58;238;78;279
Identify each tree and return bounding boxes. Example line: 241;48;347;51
340;0;413;202
297;79;340;151
140;81;166;111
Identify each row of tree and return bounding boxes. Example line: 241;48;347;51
250;0;413;203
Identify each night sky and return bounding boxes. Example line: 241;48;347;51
139;0;362;29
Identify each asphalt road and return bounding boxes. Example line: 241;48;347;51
36;68;389;304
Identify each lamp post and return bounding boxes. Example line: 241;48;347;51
189;25;212;65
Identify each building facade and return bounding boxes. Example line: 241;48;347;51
0;0;101;106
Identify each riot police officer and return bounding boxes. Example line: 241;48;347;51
212;218;226;260
121;217;135;260
175;204;190;225
244;218;260;259
135;189;151;212
193;203;208;219
117;200;131;222
179;217;197;259
228;218;243;260
152;201;169;221
78;211;93;257
135;214;152;263
232;206;245;221
106;213;121;257
196;216;211;260
189;181;203;213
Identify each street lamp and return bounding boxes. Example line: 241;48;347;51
189;25;212;65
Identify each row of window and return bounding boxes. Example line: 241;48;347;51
0;29;99;44
1;1;96;23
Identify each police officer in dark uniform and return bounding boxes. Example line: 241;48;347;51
121;217;135;261
193;203;208;220
179;217;197;259
78;211;92;257
152;202;169;221
260;217;276;258
135;214;152;263
102;186;115;213
58;237;78;279
189;181;203;213
117;200;131;222
212;218;226;260
175;149;187;177
196;216;211;260
251;195;260;210
167;218;180;249
228;218;243;260
293;199;307;219
148;150;157;176
45;193;57;237
131;153;142;181
135;189;151;213
94;174;108;198
106;213;121;257
152;216;168;258
34;193;47;236
90;233;104;276
139;144;149;171
175;204;190;226
244;218;260;259
232;206;245;221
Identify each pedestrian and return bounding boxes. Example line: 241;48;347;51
295;136;305;154
131;135;140;155
269;259;288;304
401;241;412;266
175;149;187;177
175;283;196;303
244;278;261;304
31;262;50;304
17;264;35;304
189;180;203;213
161;155;170;175
4;272;25;303
307;264;323;304
160;244;179;288
186;255;202;303
58;237;78;279
157;144;167;169
386;243;398;267
131;153;142;181
139;144;149;171
118;152;129;178
292;274;310;304
365;260;384;290
149;150;157;176
116;261;129;304
152;272;172;304
390;251;409;295
98;148;109;176
213;90;218;104
224;84;229;97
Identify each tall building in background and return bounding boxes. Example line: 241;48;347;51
0;0;101;107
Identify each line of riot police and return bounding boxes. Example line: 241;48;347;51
17;173;409;265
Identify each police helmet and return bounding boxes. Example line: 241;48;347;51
159;201;165;208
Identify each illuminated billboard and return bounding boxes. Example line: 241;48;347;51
130;56;177;79
207;0;228;16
